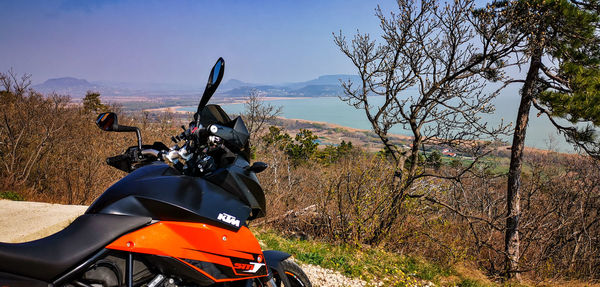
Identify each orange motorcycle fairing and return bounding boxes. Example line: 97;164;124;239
106;221;268;284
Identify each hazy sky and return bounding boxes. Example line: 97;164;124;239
0;0;406;86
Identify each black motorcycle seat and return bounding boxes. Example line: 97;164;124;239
0;213;151;282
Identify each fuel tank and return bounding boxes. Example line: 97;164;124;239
86;161;260;230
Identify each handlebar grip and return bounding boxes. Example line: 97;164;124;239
106;154;132;172
106;154;130;166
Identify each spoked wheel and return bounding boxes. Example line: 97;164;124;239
272;259;312;287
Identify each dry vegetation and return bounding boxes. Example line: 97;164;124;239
0;72;180;204
255;139;600;283
1;73;599;284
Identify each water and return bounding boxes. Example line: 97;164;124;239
180;95;580;152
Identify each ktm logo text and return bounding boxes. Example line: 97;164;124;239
217;213;240;227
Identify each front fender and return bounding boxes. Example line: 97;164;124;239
263;250;291;286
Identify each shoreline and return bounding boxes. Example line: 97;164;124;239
142;96;332;114
144;105;192;114
144;104;576;156
279;117;413;141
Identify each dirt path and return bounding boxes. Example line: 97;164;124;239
0;200;87;243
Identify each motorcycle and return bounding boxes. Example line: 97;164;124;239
0;58;312;287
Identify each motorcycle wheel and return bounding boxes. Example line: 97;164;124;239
272;259;312;287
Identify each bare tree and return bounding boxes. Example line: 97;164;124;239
333;0;519;245
0;71;70;188
243;90;282;144
0;69;30;96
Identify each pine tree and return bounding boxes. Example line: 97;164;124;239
82;91;107;113
478;0;600;280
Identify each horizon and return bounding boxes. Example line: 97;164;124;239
33;72;360;88
1;0;397;86
1;0;495;87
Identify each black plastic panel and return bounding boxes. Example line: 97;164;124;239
86;163;252;230
0;272;49;287
205;157;266;219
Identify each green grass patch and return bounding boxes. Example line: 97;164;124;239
0;191;24;201
256;229;453;286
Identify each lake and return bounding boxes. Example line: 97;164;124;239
180;95;580;152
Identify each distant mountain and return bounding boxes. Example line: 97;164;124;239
221;85;294;98
301;74;361;86
221;86;261;97
220;79;255;91
218;74;360;98
285;74;361;89
32;77;104;98
31;74;361;99
32;77;197;98
35;77;95;89
292;84;344;97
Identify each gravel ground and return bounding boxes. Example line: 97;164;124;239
300;263;373;287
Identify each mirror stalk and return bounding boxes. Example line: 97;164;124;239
96;112;143;151
130;128;142;151
115;126;142;151
135;128;142;151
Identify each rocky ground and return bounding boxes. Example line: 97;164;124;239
300;263;374;287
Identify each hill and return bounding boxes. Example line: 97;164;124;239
31;74;361;100
285;74;361;88
216;74;361;98
33;77;107;98
36;77;94;89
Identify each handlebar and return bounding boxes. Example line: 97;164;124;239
106;121;245;174
141;149;161;158
172;122;246;148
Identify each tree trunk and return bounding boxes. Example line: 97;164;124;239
367;134;421;246
505;47;543;281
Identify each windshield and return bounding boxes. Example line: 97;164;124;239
198;104;231;126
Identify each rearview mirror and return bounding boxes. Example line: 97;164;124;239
96;112;119;131
96;112;143;150
196;58;225;119
208;57;224;86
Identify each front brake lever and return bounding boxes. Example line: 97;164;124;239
178;146;193;161
165;150;181;164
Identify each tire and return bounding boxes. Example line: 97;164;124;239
273;259;312;287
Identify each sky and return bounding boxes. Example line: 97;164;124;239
0;0;403;86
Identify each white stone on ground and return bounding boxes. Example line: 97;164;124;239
300;263;372;287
